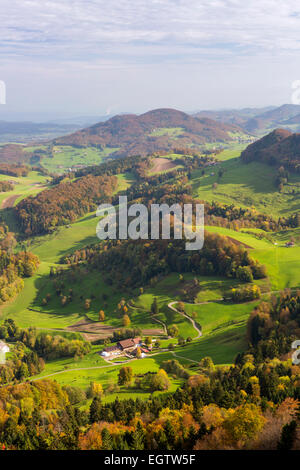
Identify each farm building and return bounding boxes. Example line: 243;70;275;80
101;337;142;358
118;337;141;352
0;340;9;364
101;345;120;358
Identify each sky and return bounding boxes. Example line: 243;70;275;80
1;0;300;120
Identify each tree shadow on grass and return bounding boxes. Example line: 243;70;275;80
57;234;99;260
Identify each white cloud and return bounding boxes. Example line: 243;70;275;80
1;0;300;62
1;0;300;114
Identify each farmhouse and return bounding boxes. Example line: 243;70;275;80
101;337;142;358
118;337;141;352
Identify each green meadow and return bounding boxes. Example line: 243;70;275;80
192;158;300;216
38;145;119;172
0;170;48;207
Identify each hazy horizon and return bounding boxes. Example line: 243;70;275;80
1;1;300;119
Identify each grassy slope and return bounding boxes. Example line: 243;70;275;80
33;145;119;173
193;158;300;216
205;225;300;291
32;352;184;402
0;171;48;207
1;173;135;328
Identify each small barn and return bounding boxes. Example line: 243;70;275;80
101;345;120;358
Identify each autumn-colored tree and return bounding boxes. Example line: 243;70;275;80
151;369;170;391
167;324;179;338
118;366;133;386
99;310;105;321
223;403;265;443
136;346;142;359
122;314;131;327
88;382;103;398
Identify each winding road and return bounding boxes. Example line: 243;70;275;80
168;301;202;339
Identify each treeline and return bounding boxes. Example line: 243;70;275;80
0;318;91;384
0;163;29;177
0;250;39;303
15;174;118;235
0;319;45;383
74;154;145;178
0;343;299;449
63;233;267;289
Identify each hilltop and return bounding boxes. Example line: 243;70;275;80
241;128;300;171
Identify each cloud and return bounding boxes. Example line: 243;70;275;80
1;0;300;115
1;0;300;64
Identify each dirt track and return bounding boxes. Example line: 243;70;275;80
1;194;21;208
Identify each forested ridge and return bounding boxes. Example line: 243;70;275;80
63;233;266;289
15;174;118;235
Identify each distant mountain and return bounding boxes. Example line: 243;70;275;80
241;128;300;171
282;113;300;125
243;104;300;134
54;108;245;157
194;104;300;135
0;120;82;143
193;107;275;128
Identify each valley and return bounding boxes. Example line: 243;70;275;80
0;107;299;450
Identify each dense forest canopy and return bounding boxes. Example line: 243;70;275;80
15;174;118;235
241;129;300;172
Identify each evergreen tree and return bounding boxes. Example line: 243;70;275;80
101;428;113;450
89;396;102;423
277;420;297;450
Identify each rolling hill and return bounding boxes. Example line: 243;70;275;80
241;128;300;170
54;108;246;157
243;104;300;133
195;104;300;135
193;106;275;128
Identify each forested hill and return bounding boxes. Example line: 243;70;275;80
241;128;300;172
54;108;245;157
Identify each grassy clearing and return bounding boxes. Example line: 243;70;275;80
148;127;184;137
175;323;247;365
214;143;248;161
205;225;300;291
33;355;184;402
183;300;258;336
39;145;119;172
0;171;48;207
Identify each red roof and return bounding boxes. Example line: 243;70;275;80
118;337;140;349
